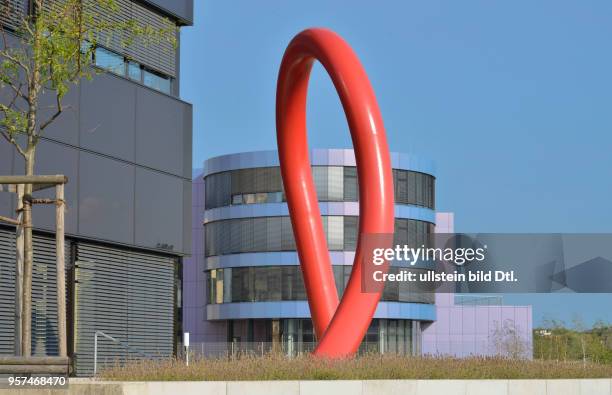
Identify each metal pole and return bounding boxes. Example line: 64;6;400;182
14;184;24;356
55;184;67;357
93;332;98;376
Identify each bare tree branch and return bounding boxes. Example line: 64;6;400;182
38;91;63;132
0;49;31;76
2;79;29;105
0;130;26;158
0;24;31;77
5;82;24;113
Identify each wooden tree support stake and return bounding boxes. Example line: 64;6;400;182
0;215;20;226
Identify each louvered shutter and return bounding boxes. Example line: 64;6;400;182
0;0;27;31
73;242;175;376
0;227;69;356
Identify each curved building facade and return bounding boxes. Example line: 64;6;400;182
187;149;437;355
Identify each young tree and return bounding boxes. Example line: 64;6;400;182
491;319;529;359
0;0;176;357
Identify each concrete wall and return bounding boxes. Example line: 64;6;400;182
56;379;612;395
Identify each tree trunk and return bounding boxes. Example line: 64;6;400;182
14;184;24;356
55;184;67;357
21;151;35;357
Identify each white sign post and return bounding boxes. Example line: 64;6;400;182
183;332;190;366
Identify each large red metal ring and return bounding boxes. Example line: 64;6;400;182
276;28;395;357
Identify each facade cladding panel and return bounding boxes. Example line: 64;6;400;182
184;150;437;355
144;0;193;25
0;0;193;375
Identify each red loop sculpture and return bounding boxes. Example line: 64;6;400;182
276;28;395;357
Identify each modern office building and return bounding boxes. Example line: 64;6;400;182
185;149;438;355
0;0;193;376
422;214;533;358
185;150;533;357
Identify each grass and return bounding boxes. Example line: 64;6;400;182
99;354;612;381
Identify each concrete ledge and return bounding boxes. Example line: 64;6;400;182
57;378;612;395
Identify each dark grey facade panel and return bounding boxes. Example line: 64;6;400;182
73;242;175;376
78;152;135;245
143;0;194;25
40;71;191;179
12;139;80;235
135;88;187;177
0;142;13;219
0;2;192;255
182;103;193;179
79;75;137;162
0;47;192;175
37;86;81;147
134;167;183;252
5;136;191;255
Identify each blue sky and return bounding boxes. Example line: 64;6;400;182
180;1;612;327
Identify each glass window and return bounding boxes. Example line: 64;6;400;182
312;167;328;200
204;216;433;256
266;216;282;251
80;40;93;55
382;267;399;301
269;192;283;203
343;167;358;201
281;216;295;251
95;47;125;76
127;61;142;82
327;216;344;250
205;166;434;209
143;69;171;93
207;265;433;304
253;217;267;251
344;216;358;250
327;166;344;201
223;268;232;303
215;269;224;304
232;194;243;205
333;266;345;298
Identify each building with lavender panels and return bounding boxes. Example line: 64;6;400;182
184;149;532;357
424;214;533;358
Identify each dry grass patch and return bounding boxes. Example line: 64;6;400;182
99;354;612;381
